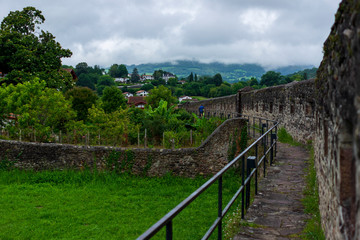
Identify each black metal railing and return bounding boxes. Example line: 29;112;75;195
137;116;279;240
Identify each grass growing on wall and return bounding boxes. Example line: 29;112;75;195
0;169;242;239
301;146;325;240
277;127;325;239
277;127;301;146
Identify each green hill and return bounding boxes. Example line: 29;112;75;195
124;60;315;83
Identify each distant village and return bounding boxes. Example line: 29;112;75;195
116;72;197;109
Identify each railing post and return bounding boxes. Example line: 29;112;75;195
270;133;277;165
270;130;273;166
241;155;245;219
263;131;267;177
255;143;258;195
246;156;256;209
275;125;278;157
252;117;255;138
166;221;173;240
218;176;223;240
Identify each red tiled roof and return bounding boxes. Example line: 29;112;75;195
128;96;147;105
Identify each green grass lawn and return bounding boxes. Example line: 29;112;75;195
0;169;241;239
191;96;209;101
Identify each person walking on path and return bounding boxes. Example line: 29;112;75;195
199;105;204;117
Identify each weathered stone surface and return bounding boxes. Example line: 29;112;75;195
234;143;309;240
0;118;246;178
314;0;360;239
239;79;316;144
179;94;238;118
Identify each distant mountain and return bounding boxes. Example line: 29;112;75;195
272;65;316;75
125;60;315;83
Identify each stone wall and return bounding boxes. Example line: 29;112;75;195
314;0;360;239
0;118;246;178
240;79;316;143
179;94;238;118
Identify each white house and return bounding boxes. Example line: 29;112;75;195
136;90;149;97
141;74;154;81
123;92;133;98
178;96;193;102
115;77;129;83
162;73;176;82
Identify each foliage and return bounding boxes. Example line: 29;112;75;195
101;86;127;113
302;146;325;239
0;6;73;90
65;87;98;121
0;79;75;140
277;127;301;146
96;75;115;96
109;64;128;78
146;85;176;108
130;68;140;83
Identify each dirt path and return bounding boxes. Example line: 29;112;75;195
233;142;309;240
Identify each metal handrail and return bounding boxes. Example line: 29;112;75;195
137;117;279;240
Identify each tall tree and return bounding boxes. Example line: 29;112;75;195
65;87;98;121
130;68;140;83
101;86;127;113
96;75;115;96
260;71;282;86
0;7;73;89
188;72;194;82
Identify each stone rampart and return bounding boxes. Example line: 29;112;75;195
0;118;246;178
314;0;360;238
179;94;238;118
240;79;316;143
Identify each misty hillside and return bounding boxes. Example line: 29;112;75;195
126;60;315;83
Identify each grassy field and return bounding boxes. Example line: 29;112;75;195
0;169;242;239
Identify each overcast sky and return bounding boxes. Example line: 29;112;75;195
0;0;341;68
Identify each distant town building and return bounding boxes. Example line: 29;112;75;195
128;96;147;109
136;90;149;97
123;92;133;98
140;74;154;81
63;68;78;81
178;96;193;102
115;77;129;83
162;73;176;82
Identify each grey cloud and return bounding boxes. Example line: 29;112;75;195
0;0;342;67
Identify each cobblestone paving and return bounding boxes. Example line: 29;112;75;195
234;142;309;240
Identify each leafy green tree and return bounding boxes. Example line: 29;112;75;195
146;85;176;108
231;82;245;93
118;64;128;77
65;87;98;121
213;73;223;86
0;79;75;140
130;68;140;83
101;86;127;113
260;71;282;86
0;7;73;89
76;73;99;90
167;78;178;87
151;79;166;86
109;64;127;78
75;62;90;76
141;83;155;91
188;72;194;82
248;77;258;86
153;69;165;80
97;75;115;95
